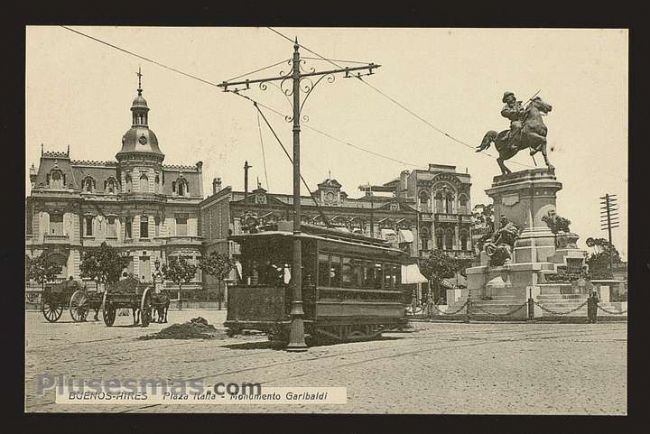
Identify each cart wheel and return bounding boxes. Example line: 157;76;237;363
69;290;89;322
42;300;63;323
140;287;152;327
103;302;116;327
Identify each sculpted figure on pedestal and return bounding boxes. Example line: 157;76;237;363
483;216;520;266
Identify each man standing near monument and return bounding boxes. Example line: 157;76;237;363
587;289;599;323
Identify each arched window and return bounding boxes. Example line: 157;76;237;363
125;175;132;193
139;175;149;193
420;227;430;250
444;228;454;250
419;191;430;212
435;229;444;250
104;177;118;194
83;177;95;193
435;192;444;213
49;170;64;189
445;193;454;214
460;229;469;251
173;178;189;196
155;175;160;193
459;194;468;214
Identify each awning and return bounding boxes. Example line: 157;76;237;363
380;228;397;241
398;229;414;243
401;263;429;284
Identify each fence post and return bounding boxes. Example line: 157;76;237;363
465;298;471;323
527;297;535;320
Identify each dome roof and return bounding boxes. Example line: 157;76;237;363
131;94;149;110
117;126;164;159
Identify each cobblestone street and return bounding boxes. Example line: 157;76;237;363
25;310;627;414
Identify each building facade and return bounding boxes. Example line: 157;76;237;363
200;177;420;263
25;80;204;292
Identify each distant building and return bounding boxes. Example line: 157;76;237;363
200;176;420;262
200;163;474;303
25;78;204;294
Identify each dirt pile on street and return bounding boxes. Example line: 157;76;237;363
140;317;223;340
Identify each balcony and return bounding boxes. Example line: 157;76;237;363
159;235;204;247
435;213;459;223
419;249;474;260
419;213;433;222
42;234;71;245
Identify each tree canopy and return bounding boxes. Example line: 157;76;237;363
26;252;63;284
585;237;622;279
199;252;234;282
161;257;198;286
80;241;128;285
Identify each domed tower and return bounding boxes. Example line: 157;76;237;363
116;68;164;195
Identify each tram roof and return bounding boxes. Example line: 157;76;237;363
229;229;406;255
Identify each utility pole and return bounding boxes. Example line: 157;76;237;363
219;38;380;351
600;194;619;274
243;161;252;199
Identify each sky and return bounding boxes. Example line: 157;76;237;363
25;27;628;257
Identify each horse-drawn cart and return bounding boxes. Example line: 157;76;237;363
41;279;103;323
102;277;154;327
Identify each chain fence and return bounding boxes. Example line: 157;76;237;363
471;302;528;317
596;303;628;315
533;299;589;316
428;299;470;316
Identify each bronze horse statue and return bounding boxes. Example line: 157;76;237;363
476;96;553;174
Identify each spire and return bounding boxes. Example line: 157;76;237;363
136;66;143;96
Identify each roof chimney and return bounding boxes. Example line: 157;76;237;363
212;177;222;194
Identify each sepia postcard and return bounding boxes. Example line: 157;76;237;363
24;26;628;415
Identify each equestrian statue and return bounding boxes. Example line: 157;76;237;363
476;91;553;175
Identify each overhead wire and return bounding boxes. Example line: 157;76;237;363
266;26;535;169
252;103;332;228
59;25;480;175
255;110;271;191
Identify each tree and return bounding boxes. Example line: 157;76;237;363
199;252;234;309
26;251;63;291
80;242;128;289
585;237;622;279
419;250;459;304
161;257;198;310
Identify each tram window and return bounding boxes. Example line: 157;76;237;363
394;265;402;289
342;257;362;288
384;265;394;289
374;263;383;289
318;254;330;286
330;255;342;287
351;259;363;287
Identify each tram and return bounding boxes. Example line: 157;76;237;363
225;222;410;345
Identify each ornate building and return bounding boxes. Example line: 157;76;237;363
200;176;419;262
25;76;204;292
380;164;474;260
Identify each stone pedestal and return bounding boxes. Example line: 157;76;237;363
485;168;562;263
466;168;574;319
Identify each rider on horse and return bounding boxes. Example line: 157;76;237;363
501;91;526;151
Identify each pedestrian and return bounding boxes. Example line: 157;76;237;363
587;289;599;323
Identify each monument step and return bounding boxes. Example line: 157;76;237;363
537;294;587;301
